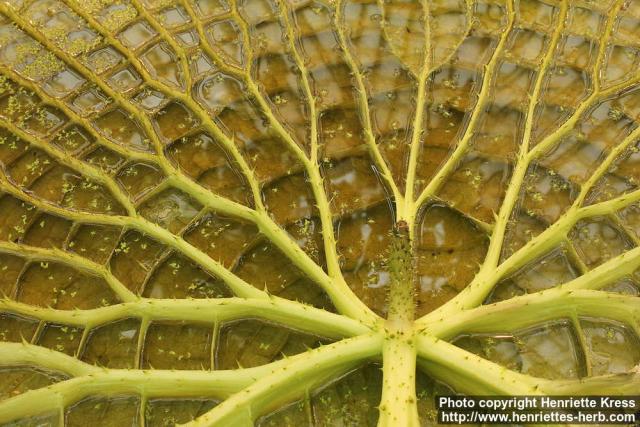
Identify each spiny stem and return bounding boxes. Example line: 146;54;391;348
0;3;257;225
59;0;265;215
0;296;370;339
378;335;419;427
419;0;639;318
0;240;137;303
379;224;418;426
180;0;379;324
3;1;378;324
0;173;265;299
411;0;516;216
427;289;640;339
416;334;543;395
185;333;384;427
386;223;415;327
0;176;375;334
128;0;194;97
527;0;637;162
417;333;640;395
0;117;137;217
571;124;640;210
0;2;639;425
0;65;156;164
402;0;431;232
0;343;266;424
480;0;568;270
333;0;404;209
415;184;640;326
272;0;345;281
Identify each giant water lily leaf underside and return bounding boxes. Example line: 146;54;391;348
0;0;639;425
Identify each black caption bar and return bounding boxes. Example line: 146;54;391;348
435;396;640;425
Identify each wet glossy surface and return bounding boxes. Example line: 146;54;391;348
453;320;585;380
145;399;218;426
217;319;330;369
0;367;69;400
257;363;382;427
0;0;639;424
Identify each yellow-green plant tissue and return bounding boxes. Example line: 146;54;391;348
0;0;638;426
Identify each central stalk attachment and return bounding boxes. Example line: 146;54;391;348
386;220;416;328
378;220;420;426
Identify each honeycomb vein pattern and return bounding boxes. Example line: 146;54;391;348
0;0;638;425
